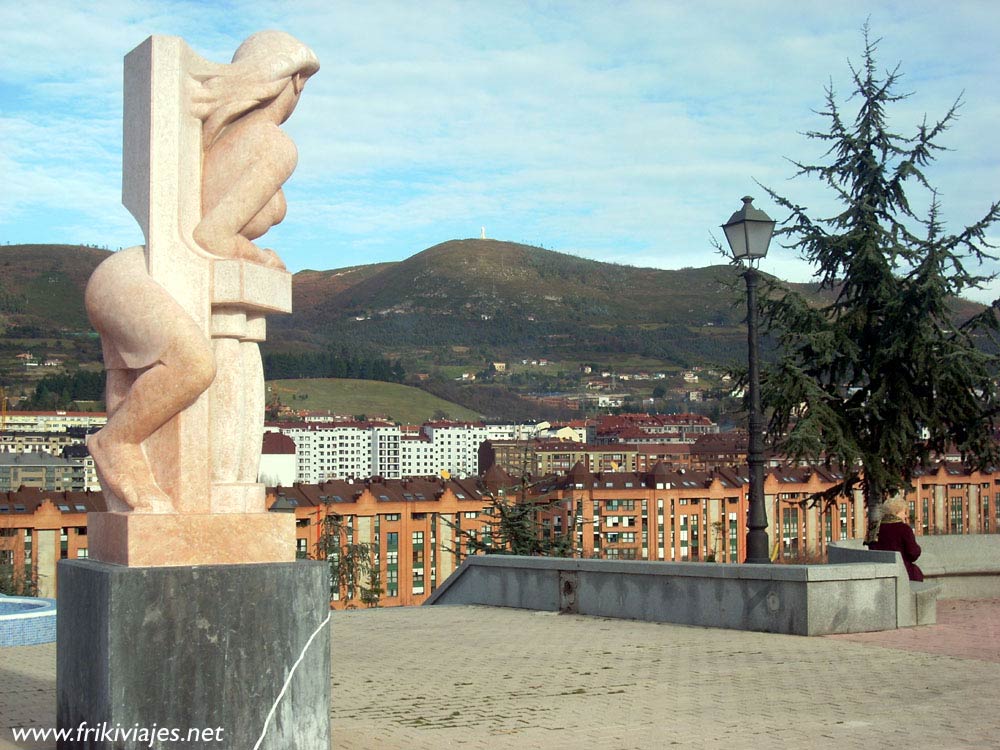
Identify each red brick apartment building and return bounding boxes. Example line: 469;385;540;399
594;413;719;444
523;461;1000;564
480;432;749;479
266;476;495;608
3;462;999;607
0;488;105;597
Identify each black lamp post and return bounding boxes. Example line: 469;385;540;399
722;196;775;564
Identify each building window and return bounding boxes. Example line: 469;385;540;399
782;508;800;557
949;498;964;534
386;567;398;598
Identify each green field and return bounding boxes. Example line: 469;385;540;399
266;378;480;424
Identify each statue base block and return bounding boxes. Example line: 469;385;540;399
57;559;331;749
87;511;294;566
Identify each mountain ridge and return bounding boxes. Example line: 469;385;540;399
0;240;987;372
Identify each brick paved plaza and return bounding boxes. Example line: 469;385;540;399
2;600;999;749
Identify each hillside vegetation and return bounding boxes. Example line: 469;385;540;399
267;378;480;423
270;239;764;367
0;241;988;390
0;244;110;330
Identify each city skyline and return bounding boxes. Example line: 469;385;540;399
2;1;999;300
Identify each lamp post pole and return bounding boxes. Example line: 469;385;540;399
743;266;769;563
721;196;775;564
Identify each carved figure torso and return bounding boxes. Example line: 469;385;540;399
198;110;297;260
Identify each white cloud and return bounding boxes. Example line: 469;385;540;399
0;0;998;293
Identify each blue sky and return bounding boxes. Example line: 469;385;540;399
2;1;999;301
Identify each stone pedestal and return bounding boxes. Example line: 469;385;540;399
56;559;331;749
86;511;294;567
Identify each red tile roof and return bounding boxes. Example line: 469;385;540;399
262;432;296;455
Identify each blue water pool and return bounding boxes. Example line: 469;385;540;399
0;595;57;646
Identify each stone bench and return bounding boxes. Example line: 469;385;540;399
828;541;940;626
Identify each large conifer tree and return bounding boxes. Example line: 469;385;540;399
760;29;1000;540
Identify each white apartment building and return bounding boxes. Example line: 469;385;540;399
372;425;401;479
484;423;539;442
266;420;527;483
419;422;489;479
2;411;107;432
264;421;386;483
400;434;436;477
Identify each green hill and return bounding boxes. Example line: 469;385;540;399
0;241;989;379
0;244;110;330
267;378;481;423
270;239;761;367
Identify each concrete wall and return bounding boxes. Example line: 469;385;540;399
918;534;1000;599
830;534;1000;600
827;542;930;627
426;556;898;636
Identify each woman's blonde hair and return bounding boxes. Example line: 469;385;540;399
881;496;907;518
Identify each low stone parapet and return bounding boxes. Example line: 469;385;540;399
827;541;939;627
914;534;1000;599
830;534;1000;600
426;556;901;636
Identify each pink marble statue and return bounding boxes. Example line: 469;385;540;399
193;31;319;270
85;32;318;533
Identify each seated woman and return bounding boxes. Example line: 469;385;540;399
867;496;925;581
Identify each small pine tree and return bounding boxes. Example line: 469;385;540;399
759;27;1000;540
315;507;381;608
447;463;575;559
0;563;39;597
460;491;575;558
